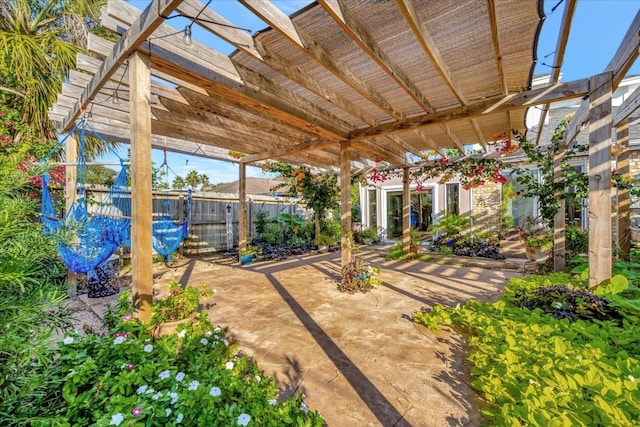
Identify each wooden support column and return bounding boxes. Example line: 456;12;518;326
340;141;352;268
238;162;247;252
130;51;153;322
402;167;411;253
65;136;78;297
588;72;613;288
553;148;566;272
616;119;631;261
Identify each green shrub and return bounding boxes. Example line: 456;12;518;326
321;219;341;241
254;210;269;235
354;226;379;244
413;273;640;426
263;223;284;245
429;213;472;237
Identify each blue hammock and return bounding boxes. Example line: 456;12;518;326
41;119;131;274
152;189;191;262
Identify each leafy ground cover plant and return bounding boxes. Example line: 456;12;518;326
151;280;213;323
48;313;324;426
414;273;640;426
339;257;381;294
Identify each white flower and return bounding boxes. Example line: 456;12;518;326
177;329;187;338
110;413;124;426
213;289;217;294
188;380;199;391
200;338;208;345
63;336;74;345
268;399;277;405
553;302;563;309
204;331;212;337
152;391;163;400
143;344;153;353
225;361;234;370
214;327;221;333
237;413;251;426
176;413;184;424
159;370;171;380
145;388;155;395
165;408;172;417
222;339;229;346
136;385;148;395
175;372;185;382
144;338;151;342
113;336;125;345
255;375;261;383
168;391;179;404
300;401;309;413
209;386;221;397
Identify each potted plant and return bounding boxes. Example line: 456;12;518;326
356;226;379;245
313;234;336;253
151;279;213;337
238;245;262;266
519;227;553;262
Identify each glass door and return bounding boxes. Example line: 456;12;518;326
386;191;403;239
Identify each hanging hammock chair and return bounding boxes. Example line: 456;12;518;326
41;118;131;274
151;146;191;262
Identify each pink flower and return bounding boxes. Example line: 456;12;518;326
496;288;503;293
132;408;142;417
123;314;132;321
127;364;134;370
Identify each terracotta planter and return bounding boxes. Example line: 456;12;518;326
525;246;551;262
152;312;198;339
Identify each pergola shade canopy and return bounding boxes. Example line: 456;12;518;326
50;0;547;169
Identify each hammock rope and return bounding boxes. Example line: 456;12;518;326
41;117;131;274
151;143;191;262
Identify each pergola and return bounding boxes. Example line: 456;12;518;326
49;0;640;321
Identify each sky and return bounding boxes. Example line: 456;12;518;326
99;0;640;185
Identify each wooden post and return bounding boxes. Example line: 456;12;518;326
65;135;78;297
238;162;247;252
617;119;631;261
402;167;411;253
553;148;566;272
588;72;613;287
130;51;153;322
340;141;352;268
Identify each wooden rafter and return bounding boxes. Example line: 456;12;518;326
441;124;465;153
470;119;489;152
414;130;445;157
396;0;468;105
177;0;376;127
60;0;184;132
239;0;402;119
317;0;434;112
614;86;640;127
486;0;508;96
103;3;352;141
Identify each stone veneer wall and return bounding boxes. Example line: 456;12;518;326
471;181;502;235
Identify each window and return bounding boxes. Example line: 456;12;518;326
445;183;459;215
367;189;377;228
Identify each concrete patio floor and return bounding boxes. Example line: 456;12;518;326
82;247;523;426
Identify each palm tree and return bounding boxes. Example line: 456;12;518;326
0;0;105;139
172;176;187;190
185;170;202;189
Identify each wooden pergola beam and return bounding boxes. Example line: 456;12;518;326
351;78;589;141
240;140;338;164
60;0;183;132
534;0;576;146
605;11;640;88
614;85;640;127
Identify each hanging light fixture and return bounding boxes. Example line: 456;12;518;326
183;25;192;46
